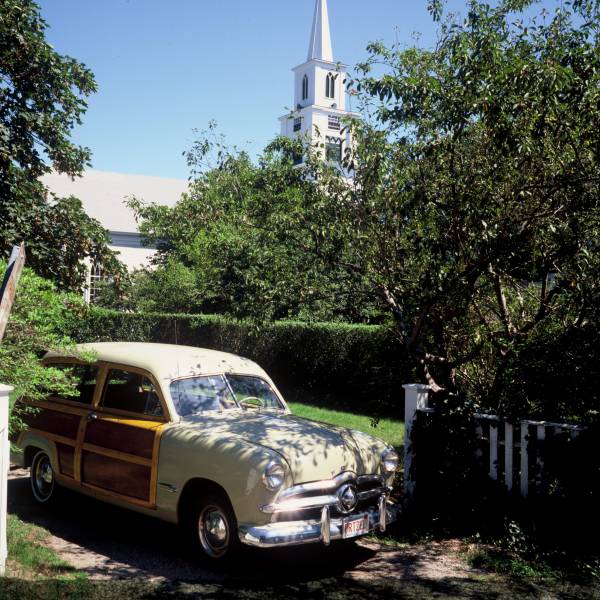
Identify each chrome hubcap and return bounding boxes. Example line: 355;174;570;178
198;506;229;557
33;455;54;501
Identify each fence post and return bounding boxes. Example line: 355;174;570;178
504;422;513;492
0;384;12;576
402;383;431;497
489;422;499;481
520;421;529;497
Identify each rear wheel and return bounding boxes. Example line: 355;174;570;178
184;492;240;560
30;450;56;505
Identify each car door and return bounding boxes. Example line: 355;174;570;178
79;364;168;508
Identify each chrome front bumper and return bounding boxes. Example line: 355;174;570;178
238;496;399;549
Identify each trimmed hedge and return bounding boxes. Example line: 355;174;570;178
70;309;415;417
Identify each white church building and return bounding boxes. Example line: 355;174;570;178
43;0;353;301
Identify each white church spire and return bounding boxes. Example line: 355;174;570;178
280;0;356;175
307;0;334;62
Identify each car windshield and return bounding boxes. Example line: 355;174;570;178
170;374;283;417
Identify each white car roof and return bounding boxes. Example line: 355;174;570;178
45;342;269;383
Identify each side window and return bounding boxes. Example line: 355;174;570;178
46;363;98;405
101;369;163;418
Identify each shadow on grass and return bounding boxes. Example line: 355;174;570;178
2;573;597;600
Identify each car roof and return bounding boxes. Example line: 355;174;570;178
44;342;269;383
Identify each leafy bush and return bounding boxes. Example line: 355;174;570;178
70;309;416;416
0;263;91;434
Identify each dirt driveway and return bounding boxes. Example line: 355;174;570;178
6;468;597;599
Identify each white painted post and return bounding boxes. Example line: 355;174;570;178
520;421;529;497
403;384;431;496
489;422;499;480
504;422;513;492
536;424;546;493
0;384;12;576
475;421;484;459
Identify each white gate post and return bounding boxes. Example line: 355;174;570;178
0;384;12;576
403;384;431;496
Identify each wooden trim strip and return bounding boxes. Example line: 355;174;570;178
149;423;165;505
74;414;88;483
29;400;89;418
54;473;155;510
25;428;77;448
81;443;152;467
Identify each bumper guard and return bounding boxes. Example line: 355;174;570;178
239;495;399;549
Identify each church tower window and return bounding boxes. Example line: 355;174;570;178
302;75;309;100
325;73;335;99
325;137;342;163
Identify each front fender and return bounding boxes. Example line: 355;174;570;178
156;423;291;525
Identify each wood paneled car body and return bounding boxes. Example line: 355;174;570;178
13;343;399;559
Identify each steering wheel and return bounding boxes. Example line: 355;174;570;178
239;396;264;409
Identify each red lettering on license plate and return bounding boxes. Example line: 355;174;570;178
343;515;369;539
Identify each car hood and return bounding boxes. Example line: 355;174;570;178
181;410;387;483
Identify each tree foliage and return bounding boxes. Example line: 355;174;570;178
125;1;599;418
0;0;122;290
0;262;94;434
338;0;600;414
125;125;382;322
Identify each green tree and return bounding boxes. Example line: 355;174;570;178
125;1;599;418
127;128;381;322
0;0;122;290
289;0;600;415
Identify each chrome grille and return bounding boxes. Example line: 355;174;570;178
262;472;390;520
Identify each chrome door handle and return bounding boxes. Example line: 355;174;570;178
87;413;98;422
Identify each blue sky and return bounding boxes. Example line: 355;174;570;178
37;0;561;180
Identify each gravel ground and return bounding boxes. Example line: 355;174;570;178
6;468;598;599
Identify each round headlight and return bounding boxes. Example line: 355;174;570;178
381;448;399;475
263;461;286;491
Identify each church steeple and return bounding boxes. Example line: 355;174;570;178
307;0;333;63
279;0;356;174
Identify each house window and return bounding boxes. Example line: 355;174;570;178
325;73;335;99
293;152;303;165
88;263;111;304
302;74;308;100
325;137;342;163
328;115;340;130
293;117;302;132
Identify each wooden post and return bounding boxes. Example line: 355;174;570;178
0;243;26;342
403;384;431;497
0;385;12;576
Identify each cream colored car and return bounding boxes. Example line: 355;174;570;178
14;342;399;559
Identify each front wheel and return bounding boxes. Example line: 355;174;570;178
185;492;240;560
30;450;56;504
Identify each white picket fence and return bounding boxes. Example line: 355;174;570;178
403;384;586;498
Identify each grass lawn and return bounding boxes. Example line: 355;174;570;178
5;514;86;582
287;402;405;451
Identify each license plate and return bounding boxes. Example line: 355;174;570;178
343;514;370;539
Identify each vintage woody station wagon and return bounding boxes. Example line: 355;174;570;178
13;342;399;559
